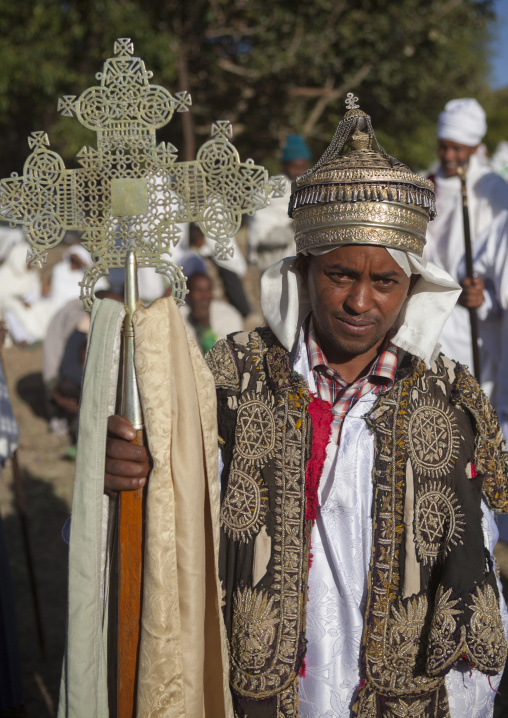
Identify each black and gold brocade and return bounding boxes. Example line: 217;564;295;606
205;329;508;718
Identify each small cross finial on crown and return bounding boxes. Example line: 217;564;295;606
345;92;360;110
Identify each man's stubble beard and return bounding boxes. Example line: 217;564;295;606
319;316;389;360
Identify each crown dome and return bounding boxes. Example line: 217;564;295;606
289;94;435;256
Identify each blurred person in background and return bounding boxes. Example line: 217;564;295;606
179;271;243;354
247;134;311;272
43;290;123;454
187;222;251;317
0;227;24;265
424;98;508;401
3;244;99;345
0;242;43;319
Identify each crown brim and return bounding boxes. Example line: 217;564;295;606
293;201;427;255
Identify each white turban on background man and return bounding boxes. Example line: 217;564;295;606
437;98;487;147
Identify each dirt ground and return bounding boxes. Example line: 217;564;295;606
1;242;508;715
0;342;74;717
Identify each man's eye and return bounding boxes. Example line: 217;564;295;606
329;273;349;281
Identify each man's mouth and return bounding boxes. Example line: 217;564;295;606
335;316;376;335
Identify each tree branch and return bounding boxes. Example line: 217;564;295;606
217;58;259;79
301;63;372;136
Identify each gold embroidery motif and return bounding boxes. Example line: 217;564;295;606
276;679;298;718
385;697;431;717
235;392;277;466
414;483;465;566
205;338;240;390
266;345;294;392
385;595;428;671
427;586;463;675
230;386;309;699
363;359;445;698
351;685;377;718
407;401;459;478
220;462;268;543
452;364;508;512
467;583;508;672
246;330;271;382
231;587;279;671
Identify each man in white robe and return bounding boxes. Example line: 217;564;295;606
424;98;508;400
247;134;311;272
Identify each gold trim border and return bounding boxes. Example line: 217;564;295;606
293;200;427;236
295;226;425;255
294;167;435;192
293;201;427;255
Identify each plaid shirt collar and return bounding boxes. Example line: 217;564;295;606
305;315;398;440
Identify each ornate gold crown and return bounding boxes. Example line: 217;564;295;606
289;93;435;256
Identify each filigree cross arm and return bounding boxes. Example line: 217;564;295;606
0;39;286;310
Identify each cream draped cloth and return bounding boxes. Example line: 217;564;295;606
134;298;232;718
58;296;232;718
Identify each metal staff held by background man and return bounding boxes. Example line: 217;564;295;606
457;164;481;381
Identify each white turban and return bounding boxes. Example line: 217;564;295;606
260;247;461;367
437;98;486;147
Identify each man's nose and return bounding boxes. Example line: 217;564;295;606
344;281;372;313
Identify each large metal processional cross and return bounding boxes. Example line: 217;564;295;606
0;37;285;307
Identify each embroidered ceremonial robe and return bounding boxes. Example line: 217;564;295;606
206;327;508;718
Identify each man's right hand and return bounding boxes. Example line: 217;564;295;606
458;276;485;309
105;415;151;494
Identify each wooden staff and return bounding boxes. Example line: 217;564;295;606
116;250;145;718
457;165;481;381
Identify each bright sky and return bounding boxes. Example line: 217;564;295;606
490;0;508;88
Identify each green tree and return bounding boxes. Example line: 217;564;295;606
0;0;495;177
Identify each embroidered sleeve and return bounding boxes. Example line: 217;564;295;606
205;338;240;391
453;363;508;512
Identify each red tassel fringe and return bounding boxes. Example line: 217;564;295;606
461;653;474;678
301;394;333;681
488;676;501;696
305;394;334;523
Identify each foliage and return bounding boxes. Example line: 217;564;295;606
0;0;497;177
482;87;508;154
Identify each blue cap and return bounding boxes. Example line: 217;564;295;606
281;134;311;163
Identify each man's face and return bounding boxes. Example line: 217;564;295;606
438;139;478;177
302;245;412;363
283;159;310;181
187;273;213;324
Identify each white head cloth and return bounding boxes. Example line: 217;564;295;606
260;246;461;367
437;98;486;147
